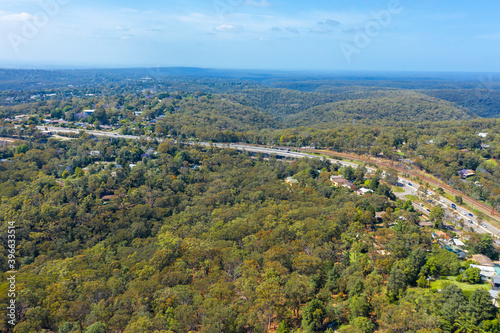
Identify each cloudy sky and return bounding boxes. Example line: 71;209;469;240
0;0;499;71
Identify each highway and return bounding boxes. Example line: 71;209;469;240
398;178;500;239
206;143;362;168
37;127;362;168
38;126;500;239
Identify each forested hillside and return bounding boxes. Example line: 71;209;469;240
286;92;476;127
223;88;338;118
419;89;500;118
1;137;499;332
153;96;279;138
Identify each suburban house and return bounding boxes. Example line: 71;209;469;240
489;290;500;307
492;276;500;290
101;195;117;201
83;109;95;116
330;175;356;190
375;211;387;222
432;231;450;240
356;188;373;196
436;237;467;259
472;254;495;267
90;151;100;156
458;169;475;178
469;255;498;281
470;264;496;280
445;245;466;259
145;148;156;155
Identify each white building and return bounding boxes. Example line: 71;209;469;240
470;264;497;279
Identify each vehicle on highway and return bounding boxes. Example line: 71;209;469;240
426;209;431;212
408;183;412;186
468;220;473;223
482;224;488;228
469;213;474;217
114;134;117;136
451;204;456;209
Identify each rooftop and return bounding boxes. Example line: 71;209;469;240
458;169;475;178
472;254;495;267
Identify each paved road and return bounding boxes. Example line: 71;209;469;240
398;179;499;238
209;143;362;168
38;126;500;239
37;128;361;167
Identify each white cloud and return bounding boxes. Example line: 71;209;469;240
214;24;243;33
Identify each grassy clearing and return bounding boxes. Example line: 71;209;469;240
487;159;498;167
392;186;405;193
430;276;491;292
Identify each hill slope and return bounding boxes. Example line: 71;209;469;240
285;91;477;128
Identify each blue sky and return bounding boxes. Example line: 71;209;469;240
0;0;499;71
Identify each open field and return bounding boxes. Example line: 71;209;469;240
431;277;491;292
